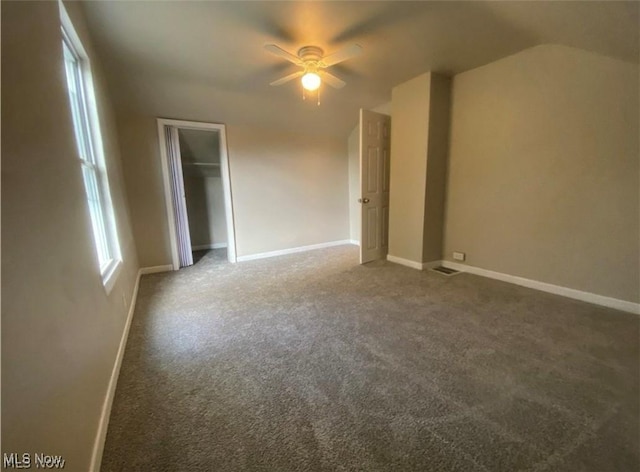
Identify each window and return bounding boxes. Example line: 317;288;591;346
60;5;121;292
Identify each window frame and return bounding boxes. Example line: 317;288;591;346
60;2;122;293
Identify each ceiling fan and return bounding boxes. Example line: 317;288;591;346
264;43;362;93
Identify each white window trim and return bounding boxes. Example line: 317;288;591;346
59;1;122;293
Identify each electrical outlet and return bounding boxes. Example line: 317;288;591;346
453;251;466;261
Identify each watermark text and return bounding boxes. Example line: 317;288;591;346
3;452;66;469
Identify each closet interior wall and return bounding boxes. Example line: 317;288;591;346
178;129;228;251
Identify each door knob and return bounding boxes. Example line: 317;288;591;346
358;198;370;204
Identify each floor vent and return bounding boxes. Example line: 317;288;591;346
431;266;460;276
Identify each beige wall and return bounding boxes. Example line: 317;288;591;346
228;125;349;256
389;74;450;264
422;75;452;262
96;34;352;266
116;112;172;267
388;73;431;263
373;101;392;116
444;44;639;303
1;1;139;469
118;114;350;265
207;177;229;246
183;171;228;248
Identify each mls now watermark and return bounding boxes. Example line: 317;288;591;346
3;452;66;469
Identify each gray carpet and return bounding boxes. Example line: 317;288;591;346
101;245;639;471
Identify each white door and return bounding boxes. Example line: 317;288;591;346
359;109;391;264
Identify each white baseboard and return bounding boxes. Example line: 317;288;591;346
386;254;424;270
441;260;640;315
139;264;173;275
192;243;227;251
386;255;442;271
349;239;360;246
237;240;352;262
90;268;142;471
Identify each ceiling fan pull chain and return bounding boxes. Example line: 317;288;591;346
317;87;320;106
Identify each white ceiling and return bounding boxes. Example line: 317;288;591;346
83;1;639;137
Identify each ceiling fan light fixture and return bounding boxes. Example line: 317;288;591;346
301;72;321;91
265;43;360;97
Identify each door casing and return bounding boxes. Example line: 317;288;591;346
157;118;237;269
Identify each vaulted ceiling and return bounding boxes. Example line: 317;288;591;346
83;1;639;137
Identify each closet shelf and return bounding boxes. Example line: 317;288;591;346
183;162;221;167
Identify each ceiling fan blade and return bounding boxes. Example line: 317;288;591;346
321;71;346;89
264;44;302;65
269;70;304;86
321;44;362;68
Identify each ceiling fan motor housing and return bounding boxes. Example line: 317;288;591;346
264;43;354;90
297;46;325;70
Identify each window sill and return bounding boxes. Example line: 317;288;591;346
102;259;122;295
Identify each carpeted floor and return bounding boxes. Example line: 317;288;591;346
101;245;639;471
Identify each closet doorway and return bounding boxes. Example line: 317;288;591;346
157;119;236;269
